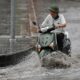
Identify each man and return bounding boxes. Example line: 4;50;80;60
40;5;66;51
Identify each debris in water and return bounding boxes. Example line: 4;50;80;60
41;51;71;69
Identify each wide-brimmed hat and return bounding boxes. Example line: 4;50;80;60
49;5;59;13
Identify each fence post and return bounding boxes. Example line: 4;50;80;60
10;0;16;53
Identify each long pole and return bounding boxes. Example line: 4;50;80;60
11;0;16;39
10;0;16;53
29;0;38;36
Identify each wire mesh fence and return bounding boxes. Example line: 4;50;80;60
0;0;34;55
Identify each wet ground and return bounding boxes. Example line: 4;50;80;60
0;0;80;80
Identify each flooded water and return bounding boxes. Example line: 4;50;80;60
0;51;80;80
0;0;80;80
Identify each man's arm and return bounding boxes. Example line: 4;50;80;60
41;14;51;28
59;14;66;28
39;14;52;33
56;14;66;28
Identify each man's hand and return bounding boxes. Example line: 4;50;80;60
38;29;42;33
56;24;66;29
38;30;42;33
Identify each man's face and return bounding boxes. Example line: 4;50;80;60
50;11;57;18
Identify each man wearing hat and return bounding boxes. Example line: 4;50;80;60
40;5;67;52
